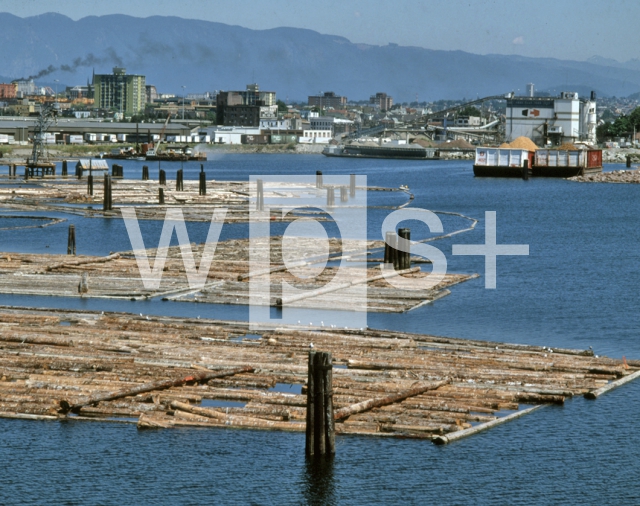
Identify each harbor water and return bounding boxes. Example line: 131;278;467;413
1;154;639;505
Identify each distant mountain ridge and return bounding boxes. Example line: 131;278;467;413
1;12;640;101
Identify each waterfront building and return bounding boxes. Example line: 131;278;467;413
216;84;277;126
93;67;146;115
505;91;597;145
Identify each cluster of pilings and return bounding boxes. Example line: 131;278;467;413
384;228;411;270
306;351;335;457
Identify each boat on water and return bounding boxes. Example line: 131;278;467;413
473;147;602;178
323;144;438;160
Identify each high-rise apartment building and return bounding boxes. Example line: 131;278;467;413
93;68;146;115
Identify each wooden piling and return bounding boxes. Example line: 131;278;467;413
159;187;165;204
306;351;334;457
326;187;335;208
321;352;335;454
256;179;264;211
67;225;76;256
384;231;393;264
398;228;411;269
305;351;316;456
340;186;348;203
142;165;149;181
176;169;184;191
522;159;529;180
62;160;68;177
87;175;94;196
316;171;323;188
103;174;112;212
159;169;166;186
199;171;206;196
626;155;631;168
350;174;356;197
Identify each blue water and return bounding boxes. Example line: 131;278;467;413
1;154;640;505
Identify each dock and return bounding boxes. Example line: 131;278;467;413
0;306;637;443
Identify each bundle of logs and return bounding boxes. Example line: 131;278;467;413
0;307;638;444
0;237;475;311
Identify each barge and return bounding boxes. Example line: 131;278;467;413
532;149;602;177
323;144;438;160
474;147;603;177
473;148;534;177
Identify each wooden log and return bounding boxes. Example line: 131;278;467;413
432;405;544;445
584;369;640;399
59;366;253;412
169;400;304;431
334;379;450;421
45;253;120;272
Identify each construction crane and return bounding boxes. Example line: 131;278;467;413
30;102;61;166
146;112;172;158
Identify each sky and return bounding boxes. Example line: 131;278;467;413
3;0;640;62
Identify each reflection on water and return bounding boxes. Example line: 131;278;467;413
303;456;336;506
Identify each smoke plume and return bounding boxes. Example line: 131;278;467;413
21;49;124;81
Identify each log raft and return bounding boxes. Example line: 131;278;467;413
0;307;637;443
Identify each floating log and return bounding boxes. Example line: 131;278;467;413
334;379;450;421
584;369;640;399
59;366;254;413
433;405;544;445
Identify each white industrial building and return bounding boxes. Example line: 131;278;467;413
505;92;597;145
199;126;260;144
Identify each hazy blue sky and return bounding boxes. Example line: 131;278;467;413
4;0;640;62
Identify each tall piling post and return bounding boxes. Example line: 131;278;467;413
159;169;166;186
306;351;334;457
398;228;411;269
522;159;529;180
199;171;206;196
313;352;326;456
61;160;68;177
67;225;76;255
389;232;399;270
326;187;335;208
176;169;184;191
340;186;348;203
87;174;94;196
321;352;335;455
316;171;323;189
350;174;356;197
305;351;316;457
159;187;165;204
142;165;149;181
626;155;631;168
256;179;264;211
103;174;112;212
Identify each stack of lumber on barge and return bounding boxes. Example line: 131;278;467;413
0;237;474;311
0;307;637;442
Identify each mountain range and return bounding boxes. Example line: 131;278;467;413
2;12;640;102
